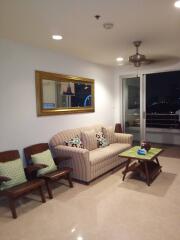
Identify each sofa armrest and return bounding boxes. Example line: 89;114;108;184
53;156;71;166
54;145;89;159
53;145;91;182
115;133;133;145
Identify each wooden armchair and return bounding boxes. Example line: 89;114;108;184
0;150;46;219
24;143;73;199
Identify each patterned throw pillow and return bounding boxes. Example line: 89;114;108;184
96;132;109;148
102;127;117;144
0;158;27;191
65;136;84;148
31;149;57;176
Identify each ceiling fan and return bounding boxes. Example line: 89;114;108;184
128;41;180;68
129;41;152;67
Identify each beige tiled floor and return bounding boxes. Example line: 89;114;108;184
0;146;180;240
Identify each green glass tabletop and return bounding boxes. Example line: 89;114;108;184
119;146;163;160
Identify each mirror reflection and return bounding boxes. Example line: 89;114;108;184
35;71;94;116
42;80;92;109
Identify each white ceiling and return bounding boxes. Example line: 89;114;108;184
0;0;180;67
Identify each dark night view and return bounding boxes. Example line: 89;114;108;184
146;71;180;129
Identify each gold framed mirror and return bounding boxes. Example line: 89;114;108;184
35;71;95;116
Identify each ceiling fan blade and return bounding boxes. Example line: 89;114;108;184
144;56;180;66
118;56;180;69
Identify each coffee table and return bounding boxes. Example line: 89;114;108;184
119;146;163;186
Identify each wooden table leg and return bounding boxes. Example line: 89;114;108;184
122;158;131;181
155;157;160;167
155;157;162;172
144;161;150;186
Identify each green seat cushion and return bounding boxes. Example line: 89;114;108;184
31;150;57;176
0;158;27;191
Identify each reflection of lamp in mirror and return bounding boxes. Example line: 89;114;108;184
62;82;75;108
63;83;75;95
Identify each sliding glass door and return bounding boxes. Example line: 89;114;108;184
122;75;146;144
145;71;180;145
122;70;180;146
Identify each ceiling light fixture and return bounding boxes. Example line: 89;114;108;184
94;15;101;20
129;41;146;67
77;236;83;240
116;57;124;62
174;0;180;8
52;35;63;40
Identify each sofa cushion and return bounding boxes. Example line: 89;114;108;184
102;127;117;144
81;130;97;150
80;124;102;133
89;143;130;165
0;158;27;190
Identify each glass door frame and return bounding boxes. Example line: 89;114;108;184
120;73;146;143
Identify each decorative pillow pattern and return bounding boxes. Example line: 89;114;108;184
0;158;27;191
65;136;84;148
81;130;97;150
102;127;117;144
96;132;109;148
31;149;57;176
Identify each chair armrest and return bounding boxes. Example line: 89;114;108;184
115;133;133;145
0;175;11;184
53;156;71;166
25;164;48;175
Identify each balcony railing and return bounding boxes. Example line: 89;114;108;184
126;113;180;129
146;113;179;129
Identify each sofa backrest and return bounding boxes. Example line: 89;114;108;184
49;124;103;148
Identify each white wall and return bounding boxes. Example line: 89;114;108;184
0;38;115;156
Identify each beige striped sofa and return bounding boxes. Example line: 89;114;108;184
49;125;133;184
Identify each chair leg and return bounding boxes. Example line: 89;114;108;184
67;173;73;188
8;198;17;219
45;181;53;199
38;186;46;203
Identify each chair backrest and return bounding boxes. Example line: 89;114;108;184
24;143;49;165
0;150;20;163
115;123;123;133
